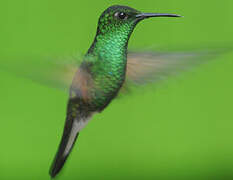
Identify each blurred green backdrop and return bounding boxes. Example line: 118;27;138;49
0;0;233;180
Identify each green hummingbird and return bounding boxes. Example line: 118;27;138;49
0;4;229;179
49;5;182;178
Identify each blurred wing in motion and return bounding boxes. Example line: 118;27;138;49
0;54;83;92
0;47;231;94
125;48;230;87
69;66;94;101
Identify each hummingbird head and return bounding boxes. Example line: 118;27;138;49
88;5;181;55
96;5;181;35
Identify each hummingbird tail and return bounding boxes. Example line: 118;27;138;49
49;116;79;178
49;101;92;178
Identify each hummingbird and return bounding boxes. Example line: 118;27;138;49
0;4;229;179
49;5;182;178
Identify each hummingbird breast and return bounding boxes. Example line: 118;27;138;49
70;54;127;112
70;28;130;111
90;58;127;111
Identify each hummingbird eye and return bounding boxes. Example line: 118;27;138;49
114;12;128;20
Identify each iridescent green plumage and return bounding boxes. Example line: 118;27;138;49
0;4;226;177
0;5;229;178
82;6;140;109
49;5;181;178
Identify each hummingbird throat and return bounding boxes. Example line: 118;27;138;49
90;22;135;72
84;23;135;108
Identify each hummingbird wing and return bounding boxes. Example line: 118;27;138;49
124;48;229;87
1;47;230;93
0;54;82;92
1;55;94;178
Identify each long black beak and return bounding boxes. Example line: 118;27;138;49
136;13;182;19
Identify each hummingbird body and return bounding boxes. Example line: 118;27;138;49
78;8;139;110
50;5;181;178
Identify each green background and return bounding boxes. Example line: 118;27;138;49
0;0;233;179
